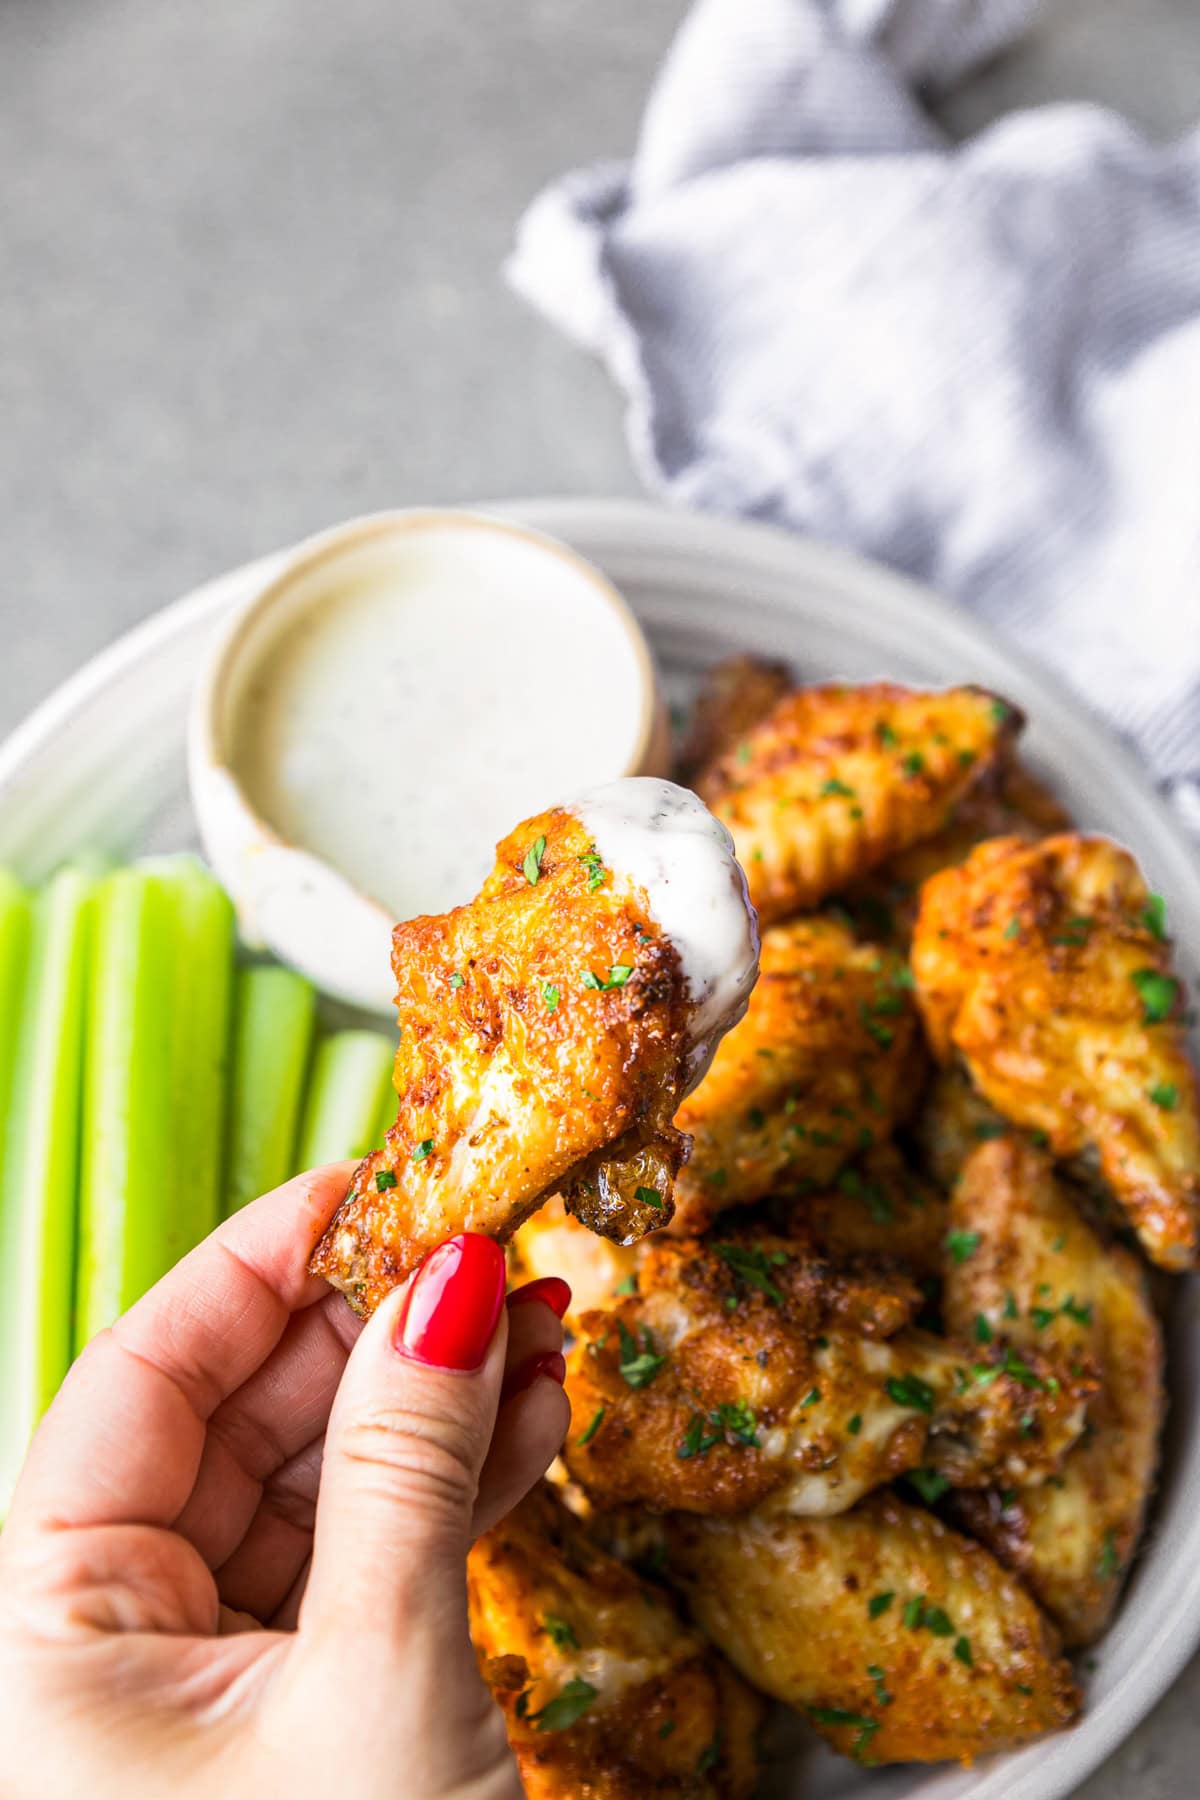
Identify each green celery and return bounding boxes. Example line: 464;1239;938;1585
76;868;182;1347
1;866;96;1505
223;965;316;1214
297;1029;397;1168
0;871;32;1169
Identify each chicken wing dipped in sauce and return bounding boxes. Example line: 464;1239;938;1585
672;917;925;1233
943;1136;1164;1647
692;682;1021;926
563;1233;1090;1518
912;832;1200;1270
311;778;759;1315
468;1482;763;1800
665;1493;1079;1765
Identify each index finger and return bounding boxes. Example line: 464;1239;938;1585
6;1163;356;1540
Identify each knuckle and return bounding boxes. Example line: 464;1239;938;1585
336;1406;480;1518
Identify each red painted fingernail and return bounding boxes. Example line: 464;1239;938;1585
501;1349;567;1405
507;1275;572;1320
395;1234;507;1371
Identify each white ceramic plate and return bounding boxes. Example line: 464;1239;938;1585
1;498;1197;1800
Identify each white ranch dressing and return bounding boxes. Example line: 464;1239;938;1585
232;522;651;922
571;777;760;1086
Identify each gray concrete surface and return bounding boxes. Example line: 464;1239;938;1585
1;1;1198;1792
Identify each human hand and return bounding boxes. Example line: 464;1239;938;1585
0;1164;571;1799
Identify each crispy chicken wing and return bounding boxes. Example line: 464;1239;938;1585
693;682;1021;925
666;1494;1079;1765
943;1136;1164;1646
311;779;758;1314
563;1233;1089;1518
672;918;925;1232
777;1144;949;1280
912;833;1200;1270
842;754;1071;945
676;654;793;788
909;1063;1013;1191
468;1483;763;1800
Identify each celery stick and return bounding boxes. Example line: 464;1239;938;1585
297;1030;396;1168
1;866;96;1506
142;857;235;1253
76;868;183;1347
223;965;316;1214
0;871;32;1170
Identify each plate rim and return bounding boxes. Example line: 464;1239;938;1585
2;495;1198;1800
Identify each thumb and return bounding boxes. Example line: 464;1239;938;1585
301;1233;508;1658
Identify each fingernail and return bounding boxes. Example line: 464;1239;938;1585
507;1275;572;1320
395;1233;507;1371
501;1349;567;1405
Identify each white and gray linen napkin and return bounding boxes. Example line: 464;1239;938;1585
508;0;1200;831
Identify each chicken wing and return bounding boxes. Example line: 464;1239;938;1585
908;1063;1014;1191
778;1144;949;1280
311;778;758;1314
563;1233;1089;1517
693;682;1021;925
672;917;925;1233
943;1136;1165;1646
467;1482;763;1800
676;653;793;787
912;832;1200;1270
842;754;1071;945
666;1494;1079;1765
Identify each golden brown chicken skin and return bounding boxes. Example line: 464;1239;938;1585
672;918;924;1232
666;1494;1079;1766
563;1233;1089;1518
778;1144;949;1280
841;754;1071;946
912;833;1200;1270
468;1483;763;1800
675;654;793;788
943;1136;1164;1647
694;682;1021;925
311;806;697;1315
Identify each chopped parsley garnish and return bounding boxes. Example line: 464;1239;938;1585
713;1242;789;1304
808;1708;879;1758
582;964;633;992
945;1228;981;1265
973;1120;1008;1141
885;1374;936;1415
1030;1293;1093;1330
696;1737;721;1774
800;1387;821;1408
578;847;606;892
972;1348;1057;1392
902;1596;954;1637
875;721;899;747
449;971;464;989
736;741;753;765
858;1003;895;1049
902;751;925;778
614;1273;638;1297
542;1613;578;1650
848;1413;863;1435
1003;1292;1019;1319
1130;967;1178;1024
821;777;856;798
974;1313;994;1344
657;1720;677;1740
867;1664;892;1708
411;1139;434;1163
374;1168;397;1191
868;1591;894;1619
617;1319;667;1389
906;1468;950;1505
1143;894;1167;941
838;1168;893;1224
954;1635;973;1667
1097;1530;1121;1580
958;748;977;768
522;835;546;885
528;1676;599;1732
635;1185;664;1209
990;699;1012;724
543;982;560;1013
1002;917;1022;940
677;1400;759;1459
577;1407;605;1447
1148;1080;1179;1110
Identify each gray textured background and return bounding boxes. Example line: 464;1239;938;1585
2;1;1198;1791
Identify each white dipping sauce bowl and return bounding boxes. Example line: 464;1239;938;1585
188;510;670;1013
